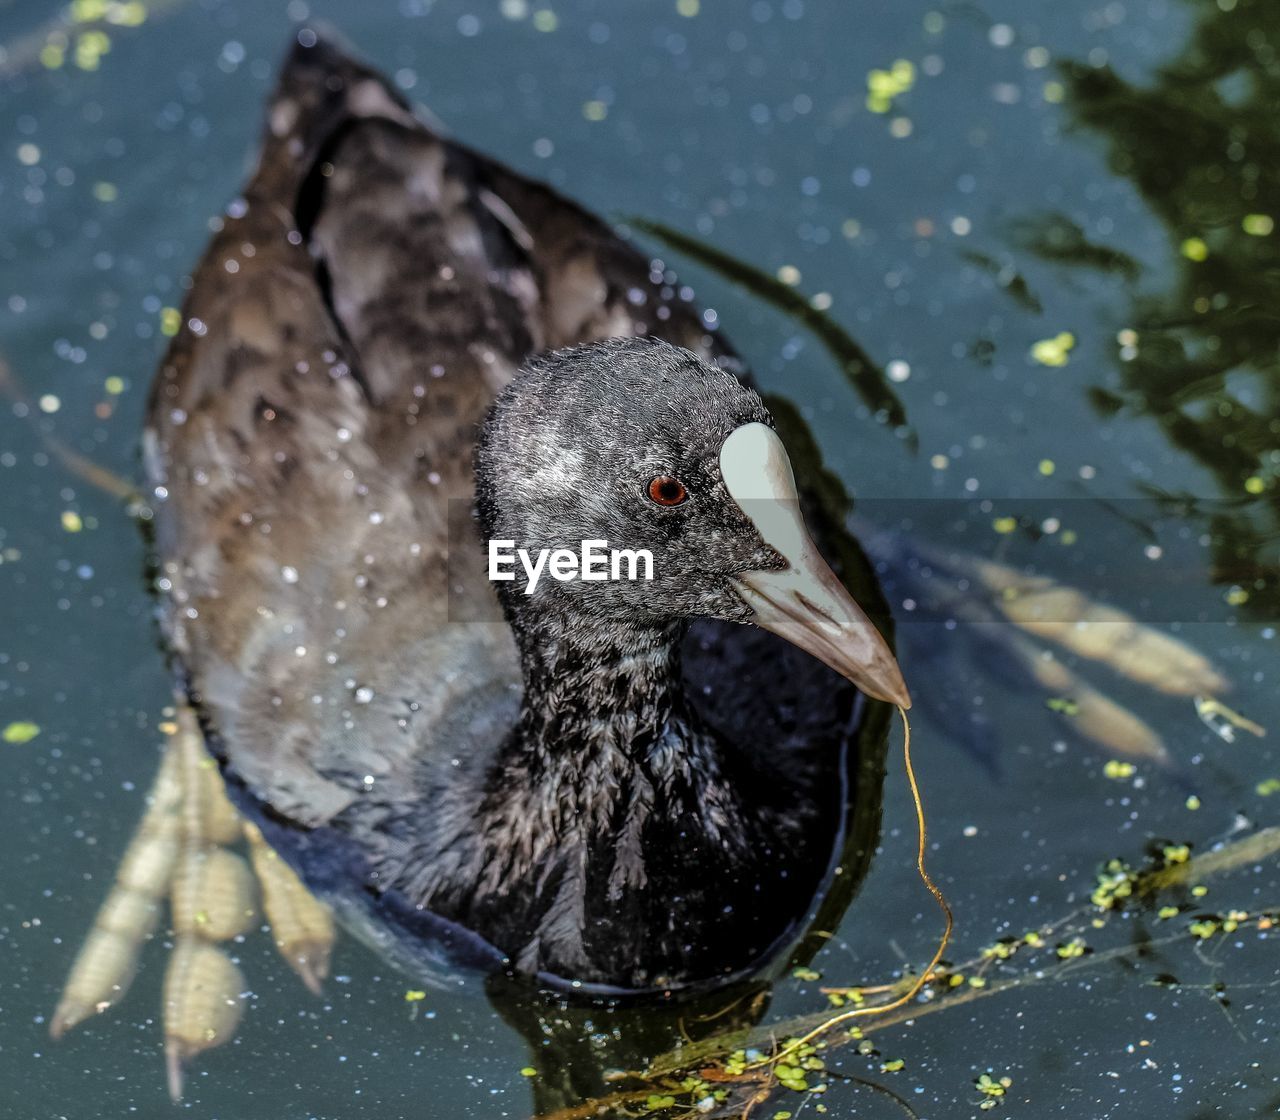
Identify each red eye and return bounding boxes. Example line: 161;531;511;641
648;475;688;506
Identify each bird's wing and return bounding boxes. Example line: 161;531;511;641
144;33;747;833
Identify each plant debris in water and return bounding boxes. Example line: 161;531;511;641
536;828;1280;1120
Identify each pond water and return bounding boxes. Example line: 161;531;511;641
2;0;1278;1117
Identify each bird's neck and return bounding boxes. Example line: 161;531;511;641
510;613;691;759
474;608;749;891
449;610;761;977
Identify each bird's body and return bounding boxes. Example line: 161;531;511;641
144;36;891;991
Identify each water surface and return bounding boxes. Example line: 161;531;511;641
2;1;1278;1116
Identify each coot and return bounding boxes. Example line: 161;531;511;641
143;32;905;994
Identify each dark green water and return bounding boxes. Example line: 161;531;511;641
2;1;1278;1117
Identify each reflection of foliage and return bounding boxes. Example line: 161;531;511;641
1053;0;1280;618
1007;212;1141;281
630;218;913;441
958;249;1044;314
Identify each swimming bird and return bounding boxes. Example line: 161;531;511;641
140;31;907;994
48;33;1234;1105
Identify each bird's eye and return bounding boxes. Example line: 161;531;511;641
647;475;688;507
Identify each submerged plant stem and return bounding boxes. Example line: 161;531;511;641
0;354;140;501
744;707;952;1070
